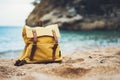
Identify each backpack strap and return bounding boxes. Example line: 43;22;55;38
52;30;58;61
29;30;37;61
29;29;58;61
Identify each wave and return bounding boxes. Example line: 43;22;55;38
0;49;22;54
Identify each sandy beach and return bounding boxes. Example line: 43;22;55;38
0;46;120;80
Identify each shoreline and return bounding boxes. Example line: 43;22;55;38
0;46;120;80
1;45;120;58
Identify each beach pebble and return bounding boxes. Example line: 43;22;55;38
88;56;92;59
16;71;26;76
100;59;105;63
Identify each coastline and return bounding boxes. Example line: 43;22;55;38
0;46;120;80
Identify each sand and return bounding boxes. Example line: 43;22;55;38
0;46;120;80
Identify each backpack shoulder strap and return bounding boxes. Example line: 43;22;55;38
52;30;58;61
29;30;37;61
52;30;58;43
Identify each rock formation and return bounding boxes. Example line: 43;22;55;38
27;0;120;30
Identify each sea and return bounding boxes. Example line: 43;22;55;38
0;26;120;58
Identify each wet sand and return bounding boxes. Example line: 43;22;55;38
0;46;120;80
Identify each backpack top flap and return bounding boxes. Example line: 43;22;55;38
25;24;61;38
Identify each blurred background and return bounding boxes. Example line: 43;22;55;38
0;0;120;58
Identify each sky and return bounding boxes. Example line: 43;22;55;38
0;0;35;26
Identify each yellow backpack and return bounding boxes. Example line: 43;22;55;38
14;24;62;66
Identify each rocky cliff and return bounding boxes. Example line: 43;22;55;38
27;0;120;30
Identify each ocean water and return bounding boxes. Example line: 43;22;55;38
0;26;120;58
